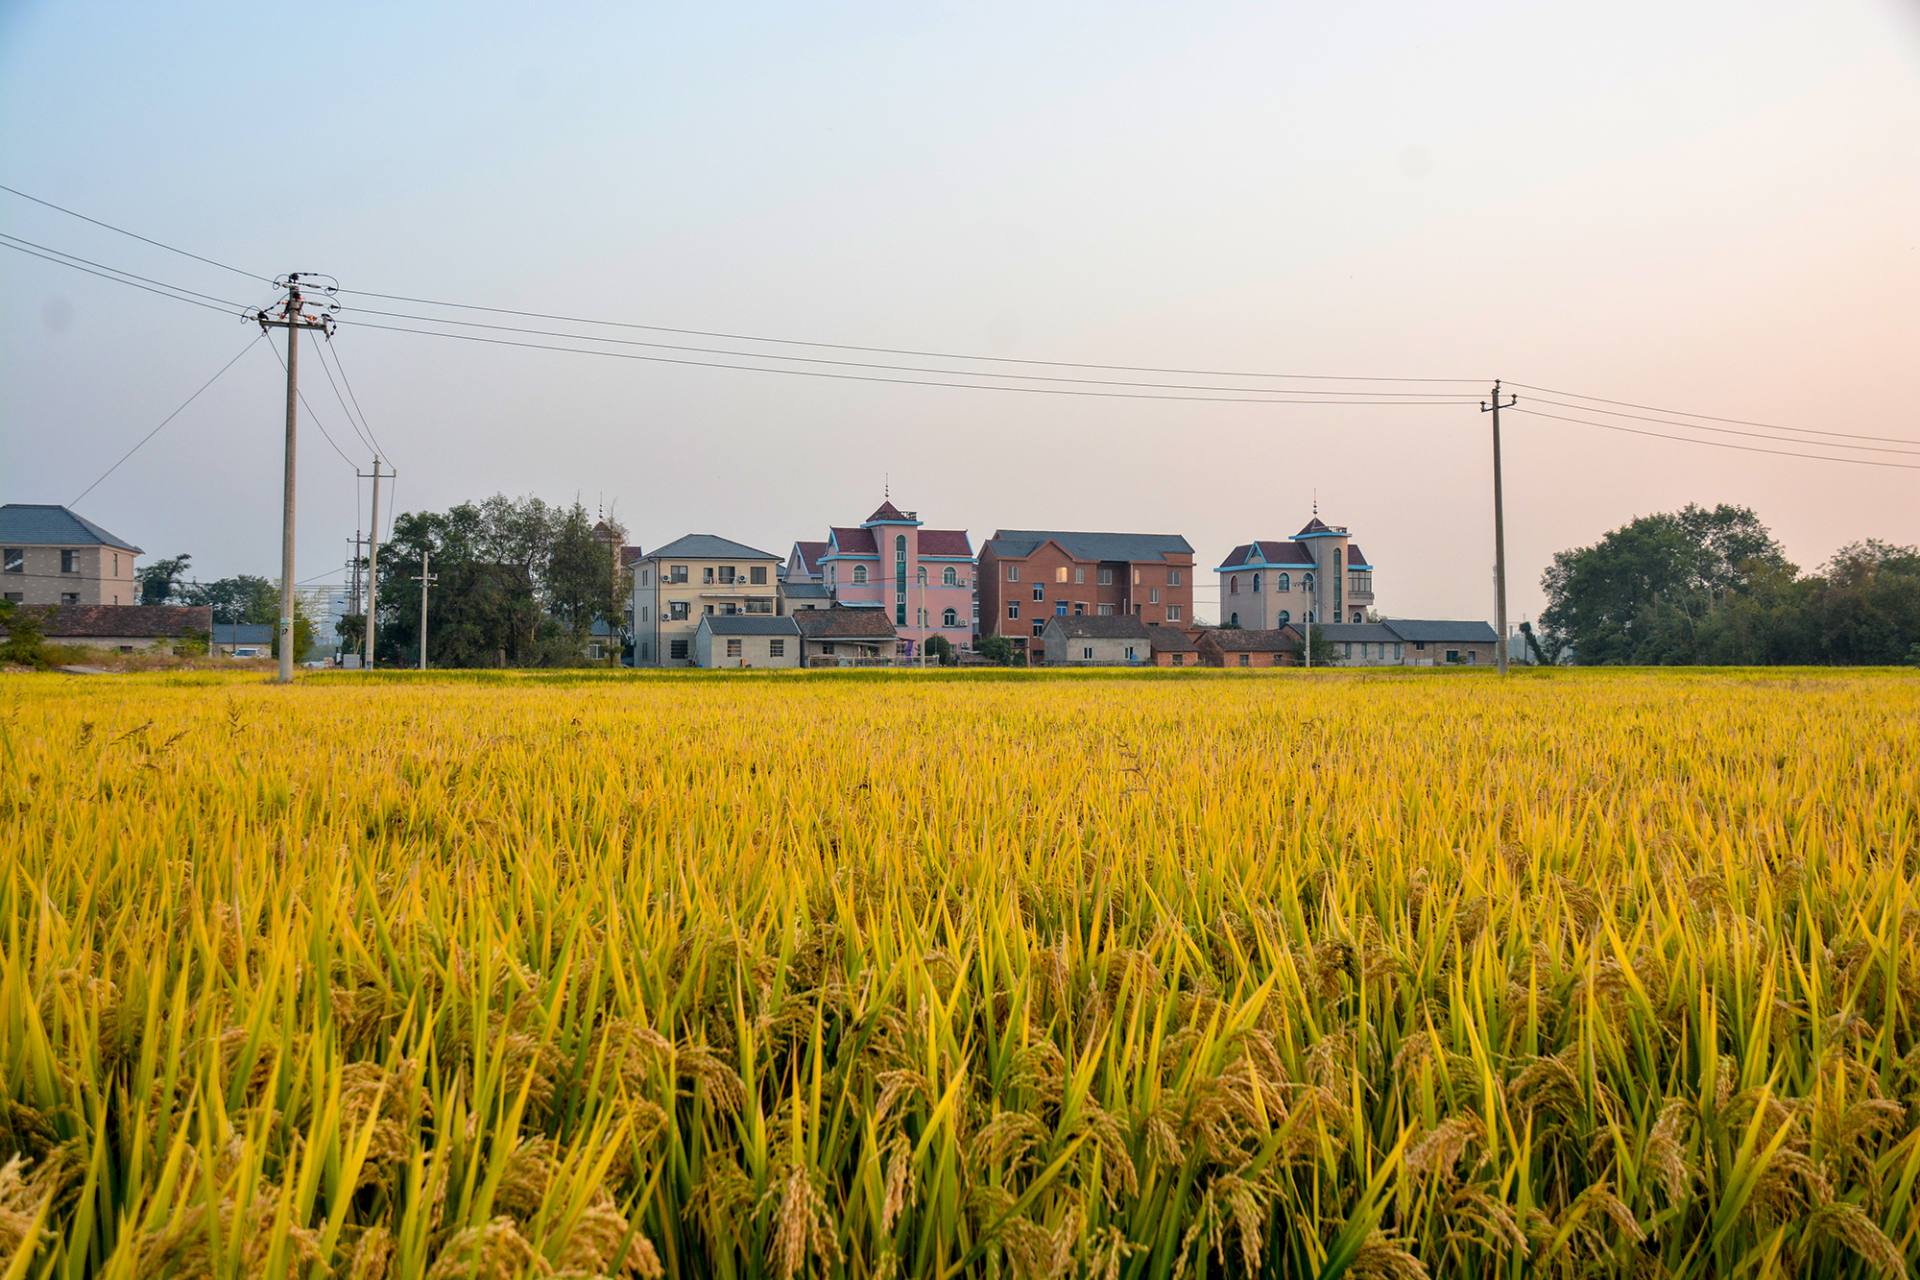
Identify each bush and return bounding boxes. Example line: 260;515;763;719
924;635;957;667
977;635;1015;666
0;601;48;668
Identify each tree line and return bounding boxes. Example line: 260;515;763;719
1539;504;1920;665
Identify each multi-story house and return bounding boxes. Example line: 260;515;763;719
787;500;974;660
976;530;1194;660
0;504;141;606
1215;515;1375;630
631;534;780;666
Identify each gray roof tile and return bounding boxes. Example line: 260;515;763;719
0;504;142;552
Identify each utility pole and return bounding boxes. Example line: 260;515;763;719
1481;380;1518;677
359;457;384;669
252;275;333;684
413;547;436;670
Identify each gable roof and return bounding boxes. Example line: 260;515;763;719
780;580;832;601
1043;615;1152;641
1202;626;1299;653
864;500;916;523
1345;543;1371;568
985;530;1192;563
1145;625;1199;653
793;608;898;640
1382;618;1498;644
917;529;972;557
620;545;645;567
698;614;800;637
1217;540;1316;569
647;534;778;561
1315;622;1399;643
790;540;830;574
0;504;142;552
1296;516;1339;537
3;604;210;639
827;526;878;556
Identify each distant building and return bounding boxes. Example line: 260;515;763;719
778;579;833;612
1144;625;1201;667
1216;516;1376;629
1315;622;1403;666
1198;627;1300;668
1039;615;1152;666
632;535;781;666
978;530;1193;661
693;614;799;668
2;603;211;653
0;504;141;607
212;622;274;657
794;607;898;667
786;500;974;660
1381;619;1499;666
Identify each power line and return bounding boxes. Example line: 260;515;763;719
70;334;265;506
338;303;1482;398
0;237;251;317
311;335;382;459
265;338;361;468
322;335;392;463
0;231;260;311
336;290;1479;384
1508;407;1920;471
0;182;270;283
1506;381;1920;447
342;320;1475;406
1523;396;1920;457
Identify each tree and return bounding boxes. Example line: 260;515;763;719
138;554;193;605
1298;624;1340;666
924;634;956;666
187;575;278;625
977;635;1015;666
0;600;47;668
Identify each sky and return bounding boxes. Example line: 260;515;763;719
3;0;1917;627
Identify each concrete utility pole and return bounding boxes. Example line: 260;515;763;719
1481;380;1518;676
360;457;384;669
413;547;436;670
252;275;333;684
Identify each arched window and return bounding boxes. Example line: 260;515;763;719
852;565;868;584
1277;572;1290;592
1229;576;1239;595
916;566;927;585
941;607;958;627
1302;572;1315;592
1352;611;1363;623
1251;572;1261;592
1229;611;1240;627
1277;610;1289;625
942;566;958;587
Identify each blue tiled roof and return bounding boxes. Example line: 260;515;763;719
0;504;142;552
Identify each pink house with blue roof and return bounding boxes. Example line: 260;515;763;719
786;500;975;659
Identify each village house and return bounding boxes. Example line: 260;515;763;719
212;622;274;657
0;504;142;607
785;500;974;660
1198;627;1301;668
1315;622;1404;666
977;530;1193;661
1383;619;1500;666
693;615;799;668
2;603;211;653
1039;615;1152;666
794;607;898;667
1216;515;1376;629
631;534;780;666
1145;625;1201;667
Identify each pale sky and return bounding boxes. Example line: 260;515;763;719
3;1;1916;626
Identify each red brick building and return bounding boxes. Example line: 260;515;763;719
976;530;1193;660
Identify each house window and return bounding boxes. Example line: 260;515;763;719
1229;576;1239;595
704;567;715;584
642;568;651;586
669;639;689;660
113;553;120;574
718;566;737;584
1229;611;1239;627
1171;653;1184;667
746;599;773;614
895;535;909;626
669;602;690;620
1097;604;1114;617
1074;568;1084;584
1124;646;1137;662
1098;569;1113;586
1352;611;1363;624
1082;647;1094;660
1415;641;1427;651
1149;588;1159;604
751;566;768;585
917;608;927;626
61;551;79;574
1303;572;1314;592
1031;620;1045;637
1251;573;1261;593
1168;569;1182;586
822;642;836;655
640;642;650;660
1006;565;1019;582
669;564;688;583
1008;602;1020;620
1073;602;1085;616
769;639;785;657
719;603;739;616
1054;602;1067;616
61;592;79;605
1277;610;1289;624
942;566;958;587
1032;585;1043;601
1166;605;1181;621
1343;643;1353;658
853;565;868;584
2;592;21;604
726;639;742;658
916;566;927;585
1238;653;1249;667
1277;572;1290;592
1055;566;1068;583
1133;569;1141;586
942;607;957;627
2;549;21;574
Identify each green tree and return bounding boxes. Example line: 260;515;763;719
924;634;956;666
0;600;48;668
977;635;1015;666
138;554;193;605
188;575;279;625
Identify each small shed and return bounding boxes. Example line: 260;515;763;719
693;615;801;668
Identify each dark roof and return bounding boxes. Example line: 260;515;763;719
698;614;800;637
1145;625;1199;653
985;530;1192;563
1203;627;1299;653
828;526;878;555
791;540;830;573
212;623;273;644
1316;622;1399;643
1345;543;1372;568
647;534;778;561
794;608;898;640
620;545;645;567
1382;618;1499;644
1217;540;1315;569
1043;615;1152;641
918;529;972;557
864;500;914;523
780;580;832;600
4;604;210;639
0;504;142;552
1296;516;1338;537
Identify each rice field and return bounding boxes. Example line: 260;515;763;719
1;667;1917;1279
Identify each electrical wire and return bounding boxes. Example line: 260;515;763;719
337;303;1481;398
0;182;271;283
264;338;361;468
336;290;1481;383
342;320;1474;406
311;336;382;460
69;334;265;506
0;237;251;317
1508;407;1920;471
1506;381;1920;447
0;231;258;311
1521;397;1920;457
322;336;393;464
